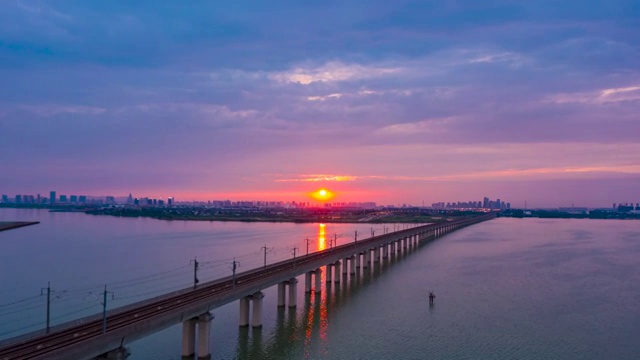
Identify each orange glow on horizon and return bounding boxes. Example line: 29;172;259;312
309;188;335;202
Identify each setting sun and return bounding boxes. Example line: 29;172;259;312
309;188;335;201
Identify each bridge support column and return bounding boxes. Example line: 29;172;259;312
382;244;388;258
363;250;370;268
334;261;341;283
390;241;396;255
251;291;264;328
326;264;333;283
403;237;408;250
182;317;197;359
314;268;322;293
305;272;312;293
350;255;356;275
343;258;349;275
197;312;213;360
277;282;286;307
288;278;298;308
355;253;361;269
239;297;250;327
374;247;380;263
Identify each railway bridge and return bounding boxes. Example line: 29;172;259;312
0;212;496;360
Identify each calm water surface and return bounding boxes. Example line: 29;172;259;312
1;209;639;359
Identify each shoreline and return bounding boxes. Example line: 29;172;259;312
0;221;40;232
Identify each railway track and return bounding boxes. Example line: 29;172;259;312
0;214;495;359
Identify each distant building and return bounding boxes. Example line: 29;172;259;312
70;195;78;203
15;194;22;203
167;197;174;206
79;195;87;203
50;191;56;204
106;196;116;205
1;194;8;203
59;195;68;202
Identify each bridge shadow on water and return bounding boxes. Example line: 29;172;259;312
233;246;419;360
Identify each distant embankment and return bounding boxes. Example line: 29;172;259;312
0;221;40;232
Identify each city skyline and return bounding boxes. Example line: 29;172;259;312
4;188;638;210
1;1;639;208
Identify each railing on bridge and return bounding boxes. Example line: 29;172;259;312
0;212;496;360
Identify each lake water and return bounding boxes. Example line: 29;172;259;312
1;209;639;359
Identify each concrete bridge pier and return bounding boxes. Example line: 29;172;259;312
288;278;298;308
382;244;388;259
355;253;361;269
277;283;286;307
305;272;312;293
342;258;349;275
182;317;197;359
314;268;322;293
197;312;213;360
373;247;380;263
251;292;264;328
390;241;396;255
334;261;341;283
326;264;333;283
403;237;408;250
239;297;250;327
350;255;357;275
363;250;370;268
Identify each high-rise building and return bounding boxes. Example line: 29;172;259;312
70;195;78;203
167;197;174;206
50;191;56;204
15;194;22;203
79;195;87;203
483;197;489;208
59;195;68;202
1;194;8;203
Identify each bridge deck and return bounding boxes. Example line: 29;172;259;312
0;213;495;360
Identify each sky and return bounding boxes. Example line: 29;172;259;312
1;0;639;208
